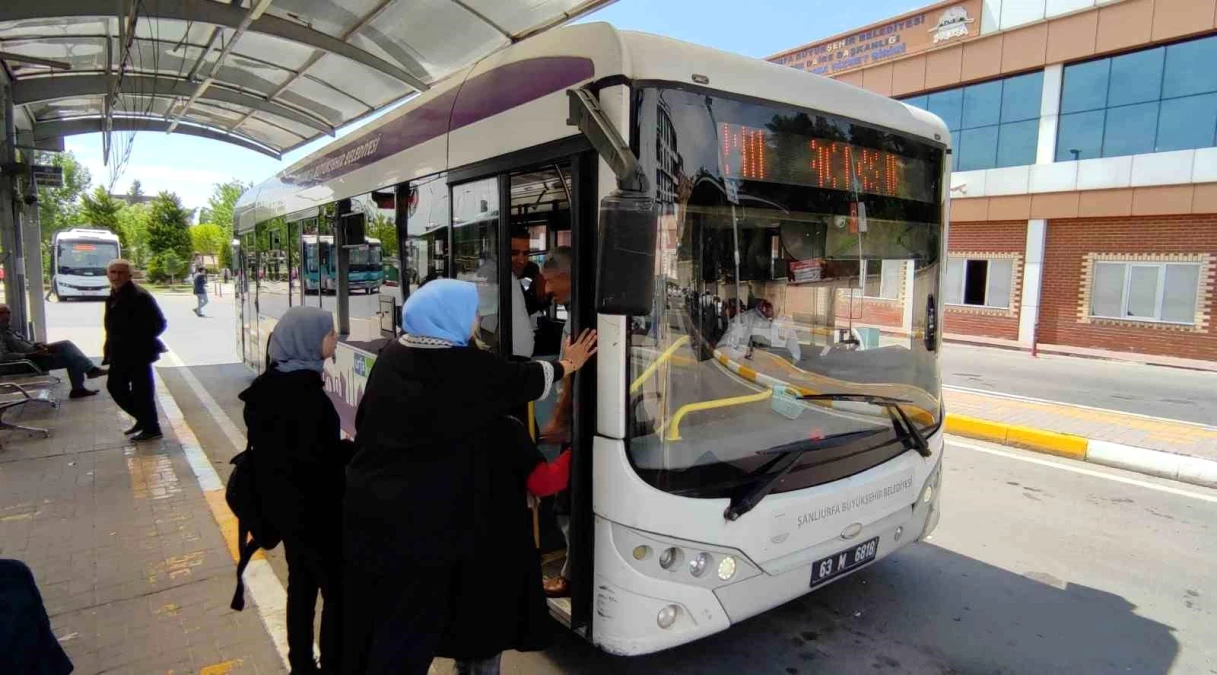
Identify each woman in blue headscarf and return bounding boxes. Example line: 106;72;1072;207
342;279;596;675
239;307;350;675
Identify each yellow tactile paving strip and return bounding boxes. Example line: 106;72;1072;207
944;389;1217;460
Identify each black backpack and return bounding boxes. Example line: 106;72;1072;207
226;439;282;611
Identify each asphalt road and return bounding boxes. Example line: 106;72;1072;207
44;292;1217;674
942;343;1217;426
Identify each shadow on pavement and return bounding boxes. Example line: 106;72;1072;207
525;543;1177;675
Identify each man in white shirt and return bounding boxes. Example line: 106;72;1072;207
473;230;535;357
717;299;802;363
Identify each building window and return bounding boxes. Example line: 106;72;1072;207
944;257;1013;309
1090;262;1201;324
902;71;1042;171
862;259;902;300
1056;34;1217;161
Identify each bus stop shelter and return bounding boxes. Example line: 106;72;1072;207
0;0;612;340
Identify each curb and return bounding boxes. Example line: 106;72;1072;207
945;414;1217;490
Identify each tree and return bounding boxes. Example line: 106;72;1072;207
147;192;192;264
204;180;247;270
35;151;91;246
127;180;145;202
116;203;152;267
148;250;187;283
190;223;227;258
79;186;126;247
368;211;397;253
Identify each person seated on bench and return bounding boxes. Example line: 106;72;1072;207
0;304;107;399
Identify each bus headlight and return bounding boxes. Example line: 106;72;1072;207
717;556;737;581
611;522;759;588
659;547;682;570
922;484;934;504
689;552;712;577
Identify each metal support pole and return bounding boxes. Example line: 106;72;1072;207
0;84;29;334
21;170;46;342
335;199;350;336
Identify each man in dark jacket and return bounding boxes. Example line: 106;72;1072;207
0;303;106;398
192;267;209;317
103;259;167;442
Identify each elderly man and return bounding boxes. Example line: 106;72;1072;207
103;260;167;442
0;304;106;399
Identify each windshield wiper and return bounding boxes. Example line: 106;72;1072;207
723;426;892;521
799;393;931;458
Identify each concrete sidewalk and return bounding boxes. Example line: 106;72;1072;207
944;387;1217;488
0;379;285;675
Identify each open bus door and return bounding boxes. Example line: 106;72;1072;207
441;141;599;637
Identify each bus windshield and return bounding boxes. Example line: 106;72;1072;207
349;244;382;272
628;87;945;497
57;241;119;275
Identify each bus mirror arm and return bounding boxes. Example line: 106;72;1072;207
566;88;649;194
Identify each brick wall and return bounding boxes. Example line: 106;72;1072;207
834;291;905;328
1040;215;1217;361
944;221;1027;341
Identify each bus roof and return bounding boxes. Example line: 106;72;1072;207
237;22;949;232
53;228;121;243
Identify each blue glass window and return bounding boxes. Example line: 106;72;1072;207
962;80;1002;129
1162;35;1217;99
1107;48;1164;108
1056;111;1104;161
1061;59;1110;113
1157;94;1217;152
901;71;1044;170
958;126;999;171
1102;103;1158;157
1057;34;1217;159
927;89;963;130
1001;72;1044;123
997;120;1040;167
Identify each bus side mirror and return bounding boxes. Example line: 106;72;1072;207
596;191;657;316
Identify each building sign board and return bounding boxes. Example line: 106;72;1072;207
768;0;981;76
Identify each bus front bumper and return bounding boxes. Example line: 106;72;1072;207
591;463;941;656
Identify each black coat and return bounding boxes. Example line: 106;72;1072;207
342;340;562;669
434;414;551;659
240;368;350;552
103;281;166;365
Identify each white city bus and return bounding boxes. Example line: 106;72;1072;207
50;228;121;300
235;22;949;656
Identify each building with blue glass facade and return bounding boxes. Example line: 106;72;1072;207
771;0;1217;365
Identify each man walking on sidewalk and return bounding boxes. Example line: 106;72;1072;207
0;304;106;398
192;267;209;317
103;259;167;442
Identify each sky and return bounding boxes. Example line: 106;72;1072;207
63;0;926;213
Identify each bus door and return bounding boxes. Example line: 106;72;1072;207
448;147;597;634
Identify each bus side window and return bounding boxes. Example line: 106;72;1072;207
452;177;502;354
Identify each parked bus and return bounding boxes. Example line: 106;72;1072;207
301;235;383;294
50;228;120;301
234;23;949;656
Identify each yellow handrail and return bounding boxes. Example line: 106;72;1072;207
629;335;690;394
666;388;773;441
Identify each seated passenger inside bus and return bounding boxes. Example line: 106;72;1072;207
715;298;802;363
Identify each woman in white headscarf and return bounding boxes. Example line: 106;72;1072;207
240;307;348;675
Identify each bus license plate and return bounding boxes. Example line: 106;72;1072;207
810;537;879;588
